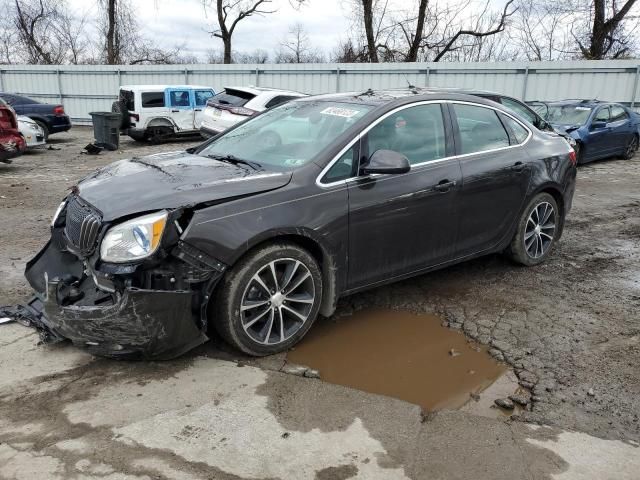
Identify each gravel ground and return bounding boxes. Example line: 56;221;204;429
1;126;639;443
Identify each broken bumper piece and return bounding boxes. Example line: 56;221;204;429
37;279;208;359
23;236;221;360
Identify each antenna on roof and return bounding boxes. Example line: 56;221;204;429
404;74;418;94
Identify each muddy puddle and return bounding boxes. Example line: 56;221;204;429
288;309;507;412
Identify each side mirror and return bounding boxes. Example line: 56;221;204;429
591;121;607;130
362;150;410;175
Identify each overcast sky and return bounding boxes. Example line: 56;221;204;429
69;0;352;60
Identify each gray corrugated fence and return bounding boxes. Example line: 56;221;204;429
1;60;639;123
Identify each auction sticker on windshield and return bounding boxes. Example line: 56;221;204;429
321;107;361;118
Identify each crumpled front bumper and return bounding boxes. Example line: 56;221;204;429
39;279;208;359
24;237;219;360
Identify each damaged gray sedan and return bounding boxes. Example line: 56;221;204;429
24;90;576;359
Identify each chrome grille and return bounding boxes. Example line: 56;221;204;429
64;196;102;255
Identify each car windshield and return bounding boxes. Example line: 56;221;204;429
200;100;372;169
529;103;548;117
546;105;593;125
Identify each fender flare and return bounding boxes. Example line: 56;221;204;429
232;226;341;318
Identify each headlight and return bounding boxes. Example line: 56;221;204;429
100;211;168;263
51;201;66;227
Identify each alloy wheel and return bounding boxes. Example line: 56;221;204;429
240;258;315;345
524;202;556;259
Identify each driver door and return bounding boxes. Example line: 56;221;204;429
166;88;195;131
346;103;461;289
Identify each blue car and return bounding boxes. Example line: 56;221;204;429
530;100;640;164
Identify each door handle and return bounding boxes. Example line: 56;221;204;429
434;179;456;192
511;161;526;172
171;109;179;113
194;108;202;112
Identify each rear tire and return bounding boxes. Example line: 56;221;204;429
212;242;323;356
34;120;49;142
507;193;560;266
621;135;638;160
148;126;174;144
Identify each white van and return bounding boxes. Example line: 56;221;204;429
113;85;216;142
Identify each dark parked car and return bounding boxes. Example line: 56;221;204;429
0;97;26;163
0;93;71;140
24;90;576;359
527;100;639;164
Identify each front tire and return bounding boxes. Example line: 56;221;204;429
212;242;323;356
507;193;560;266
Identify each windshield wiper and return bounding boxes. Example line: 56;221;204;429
206;154;262;171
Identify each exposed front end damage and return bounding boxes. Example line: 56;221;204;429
24;195;226;360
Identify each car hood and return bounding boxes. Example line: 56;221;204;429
550;123;583;135
77;151;292;221
17;115;36;125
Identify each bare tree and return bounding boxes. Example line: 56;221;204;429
275;23;324;63
237;48;270;63
345;0;517;62
96;0;183;65
12;0;67;64
573;0;639;59
331;38;368;62
430;0;516;61
203;0;276;64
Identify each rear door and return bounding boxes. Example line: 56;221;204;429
166;88;195;131
451;102;532;257
608;105;634;154
346;102;462;289
193;89;215;127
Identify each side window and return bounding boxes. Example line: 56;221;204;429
610;106;629;122
453;104;510;154
594;107;610;123
170;90;191;107
501;97;538;125
195;90;214;107
141;92;165;108
500;115;530;144
322;147;355;183
265;96;296;109
365;104;446;165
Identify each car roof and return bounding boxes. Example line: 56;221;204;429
292;87;510;108
544;99;614;107
224;86;307;96
119;85;214;91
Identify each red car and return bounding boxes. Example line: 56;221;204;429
1;97;26;164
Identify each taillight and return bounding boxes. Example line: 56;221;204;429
53;105;65;115
230;107;257;117
130;113;140;121
568;149;577;166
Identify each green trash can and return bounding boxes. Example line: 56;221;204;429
89;112;121;151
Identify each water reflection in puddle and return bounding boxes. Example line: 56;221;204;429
288;309;507;411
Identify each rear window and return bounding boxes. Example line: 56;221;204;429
141;92;165;108
119;90;135;111
265;95;298;109
209;89;256;107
